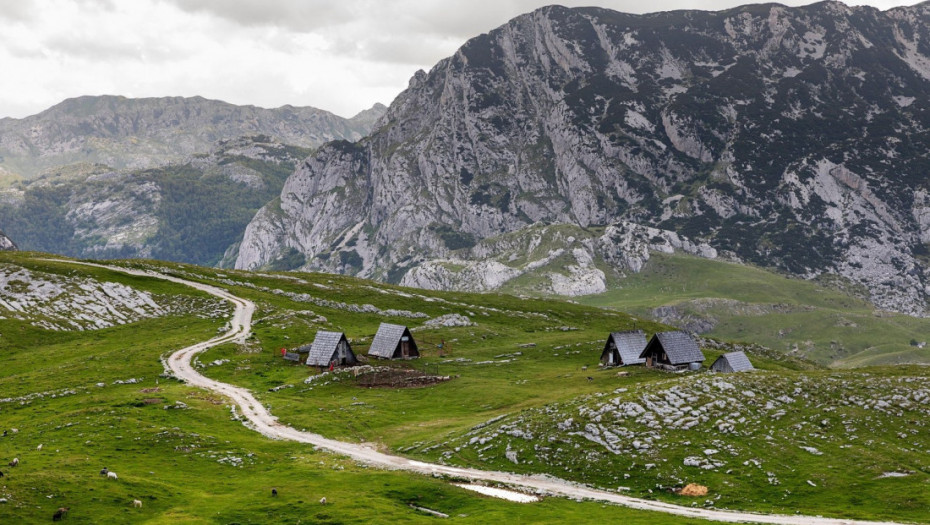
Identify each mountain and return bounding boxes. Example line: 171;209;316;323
0;135;311;266
236;1;930;316
0;95;385;178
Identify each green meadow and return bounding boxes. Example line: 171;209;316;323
1;252;929;523
579;253;930;367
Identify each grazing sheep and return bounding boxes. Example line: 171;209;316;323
9;458;18;467
107;471;118;480
0;470;4;477
271;488;277;497
586;376;594;381
37;444;42;451
99;467;108;476
52;507;69;521
132;499;142;508
581;365;588;371
319;497;327;505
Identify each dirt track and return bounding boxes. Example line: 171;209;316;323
80;261;907;525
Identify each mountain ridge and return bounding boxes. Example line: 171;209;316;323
0;95;385;178
236;0;930;316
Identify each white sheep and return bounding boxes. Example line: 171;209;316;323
8;458;18;467
132;499;142;508
107;471;118;480
319;497;327;505
36;444;42;451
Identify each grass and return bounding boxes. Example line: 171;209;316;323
0;252;721;524
578;253;930;367
1;251;929;523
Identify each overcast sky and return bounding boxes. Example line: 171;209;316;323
0;0;923;119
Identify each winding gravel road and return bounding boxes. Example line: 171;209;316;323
82;261;906;525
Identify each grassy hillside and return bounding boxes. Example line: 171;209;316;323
0;253;723;524
577;253;930;367
2;252;928;523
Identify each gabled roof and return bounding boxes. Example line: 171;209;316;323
306;330;348;367
606;330;647;365
712;351;754;372
641;331;705;364
368;323;409;358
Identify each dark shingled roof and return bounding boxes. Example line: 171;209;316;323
641;331;705;364
604;330;647;365
306;331;349;367
711;351;754;373
368;323;412;359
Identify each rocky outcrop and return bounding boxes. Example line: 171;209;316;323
0;96;386;179
0;229;15;251
238;2;930;315
400;221;717;295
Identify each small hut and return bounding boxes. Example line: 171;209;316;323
368;323;419;360
710;351;754;373
600;330;647;367
306;331;358;368
639;331;705;371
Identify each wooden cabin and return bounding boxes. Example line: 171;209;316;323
368;323;419;360
710;351;754;373
306;331;358;368
600;330;647;367
639;331;705;371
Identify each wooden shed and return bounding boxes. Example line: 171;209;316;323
710;351;754;373
639;331;705;371
306;331;358;368
600;330;647;367
368;323;419;360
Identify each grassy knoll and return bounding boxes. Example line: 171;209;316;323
578;253;930;367
0;252;721;524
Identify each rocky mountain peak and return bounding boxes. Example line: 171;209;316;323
237;1;930;315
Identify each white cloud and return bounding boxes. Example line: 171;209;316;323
0;0;925;119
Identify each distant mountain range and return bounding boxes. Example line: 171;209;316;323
0;95;385;179
0;96;386;265
234;0;930;316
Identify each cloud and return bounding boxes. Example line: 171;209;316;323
166;0;356;32
0;0;925;120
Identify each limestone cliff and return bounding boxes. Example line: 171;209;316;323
237;2;930;315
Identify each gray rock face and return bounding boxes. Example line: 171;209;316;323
0;229;15;251
0;96;386;179
238;2;930;315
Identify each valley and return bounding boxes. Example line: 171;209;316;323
2;1;930;523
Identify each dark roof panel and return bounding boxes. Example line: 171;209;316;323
712;351;754;372
306;330;347;366
368;323;407;358
650;331;705;364
609;330;647;365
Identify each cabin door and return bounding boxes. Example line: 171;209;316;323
646;356;652;367
401;336;410;358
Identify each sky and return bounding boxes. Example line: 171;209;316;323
0;0;924;120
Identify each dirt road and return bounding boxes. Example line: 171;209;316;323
83;261;906;525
